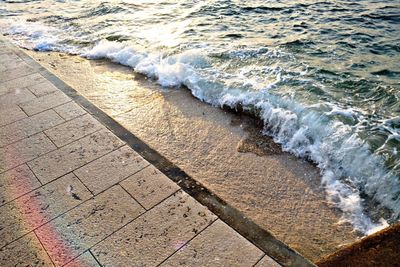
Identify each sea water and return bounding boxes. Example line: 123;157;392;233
1;0;399;234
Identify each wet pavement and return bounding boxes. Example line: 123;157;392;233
0;36;286;267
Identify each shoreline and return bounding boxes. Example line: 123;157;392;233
0;36;294;267
26;49;360;261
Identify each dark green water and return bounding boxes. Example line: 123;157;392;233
1;0;399;234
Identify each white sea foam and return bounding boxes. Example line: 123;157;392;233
0;28;395;234
1;19;76;53
325;106;357;120
83;40;398;234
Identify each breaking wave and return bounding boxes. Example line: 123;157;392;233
83;40;397;234
1;0;399;235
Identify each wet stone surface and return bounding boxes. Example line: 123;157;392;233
38;50;357;260
0;39;291;267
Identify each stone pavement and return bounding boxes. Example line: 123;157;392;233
0;39;284;266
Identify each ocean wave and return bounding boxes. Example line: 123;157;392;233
84;40;398;234
1;19;77;53
1;15;398;234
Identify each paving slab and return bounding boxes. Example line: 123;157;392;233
28;129;124;184
0;109;64;147
0;39;298;267
255;255;282;267
27;80;59;97
53;101;87;121
0;164;41;207
0;104;27;127
0;233;53;267
0;173;91;248
0;132;56;173
0;49;15;58
74;145;149;195
0;73;47;95
92;190;217;267
160;219;264;267
0;56;26;72
0;51;21;64
45;114;105;147
120;165;180;210
0;63;35;83
65;251;101;267
35;185;144;266
19;90;71;116
0;88;36;107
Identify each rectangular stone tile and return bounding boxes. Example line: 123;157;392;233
27;80;58;97
0;46;14;56
161;220;264;267
0;56;25;72
0;62;26;74
74;145;149;195
0;164;41;207
0;51;19;60
65;251;101;267
45;114;104;147
0;173;92;248
19;91;71;116
92;191;216;267
255;255;282;267
0;105;27;127
120;165;180;210
0;133;56;173
0;73;47;95
0;88;36;107
0;233;53;266
0;63;35;83
35;185;144;266
28;130;124;184
0;52;20;62
0;109;64;147
53;101;87;121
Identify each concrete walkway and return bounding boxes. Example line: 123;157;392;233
0;39;284;266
